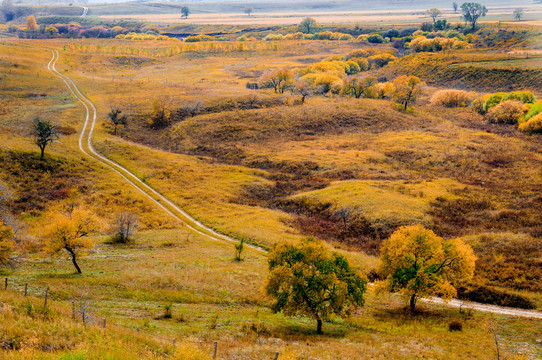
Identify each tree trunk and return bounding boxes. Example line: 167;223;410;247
316;318;323;334
410;294;416;311
40;146;45;160
67;248;82;274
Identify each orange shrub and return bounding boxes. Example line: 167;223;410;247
518;113;542;133
430;89;476;108
486;100;526;124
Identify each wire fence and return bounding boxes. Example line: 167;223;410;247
1;276;281;360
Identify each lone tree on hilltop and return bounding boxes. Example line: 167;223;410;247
426;8;442;24
377;225;475;311
513;8;524;21
107;107;128;135
453;2;459;13
32;117;59;160
181;6;191;19
461;2;488;30
44;207;97;274
298;17;318;34
265;238;367;334
244;7;254;17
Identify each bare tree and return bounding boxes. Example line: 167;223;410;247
32;117;59;160
111;211;138;243
72;292;95;326
295;78;313;103
107;107;128;135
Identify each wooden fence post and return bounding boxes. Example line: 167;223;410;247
273;352;279;360
4;277;7;290
24;283;28;297
136;327;140;335
44;287;49;308
72;300;76;319
212;341;218;359
103;318;106;329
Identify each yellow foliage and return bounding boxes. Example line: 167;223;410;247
0;222;15;265
430;89;477;107
25;16;39;32
378;225;475;310
518;113;542;133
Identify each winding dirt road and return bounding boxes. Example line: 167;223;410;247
46;50;542;320
47;49;265;254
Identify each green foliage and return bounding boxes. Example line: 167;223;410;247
366;34;385;43
460;2;488;29
378;225;476;311
524;100;542;121
265;238;367;334
181;6;190;18
234;237;244;261
483;90;536;112
32;117;59;160
298;17;318;34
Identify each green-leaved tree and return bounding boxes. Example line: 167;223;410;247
32;117;59;160
461;2;488;30
265;238;367;334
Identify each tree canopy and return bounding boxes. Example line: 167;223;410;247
32;117;58;160
181;6;191;19
26;15;38;31
44;208;97;274
265;238;367;334
461;2;488;29
378;225;476;311
425;8;442;23
392;75;424;110
298;17;318;34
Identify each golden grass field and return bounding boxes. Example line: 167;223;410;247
0;21;542;359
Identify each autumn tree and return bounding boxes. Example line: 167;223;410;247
392;75;424;110
44;208;97;274
513;8;524;21
0;222;15;266
149;96;171;128
461;2;488;30
426;8;442;24
33;117;59;160
107;107;128;135
26;15;38;31
298;17;318;34
378;225;475;311
342;76;377;99
265;238;367;334
295;78;313;103
244;7;254;16
181;6;190;19
258;68;294;94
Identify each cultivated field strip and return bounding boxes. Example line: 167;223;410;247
46;49;266;254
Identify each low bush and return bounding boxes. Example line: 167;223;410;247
448;321;462;331
471;94;491;114
456;284;536;309
486;100;526;124
519;113;542;134
430;89;475;107
483;90;536;112
367;34;385;43
524;100;542;121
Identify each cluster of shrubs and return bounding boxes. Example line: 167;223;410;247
263;31;353;41
431;89;541;134
116;32;178;41
4;21;136;39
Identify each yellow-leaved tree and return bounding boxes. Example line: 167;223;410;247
392;75;424;110
44;208;97;274
0;222;15;266
377;225;475;311
26;15;39;32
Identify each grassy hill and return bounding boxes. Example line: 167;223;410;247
0;23;541;359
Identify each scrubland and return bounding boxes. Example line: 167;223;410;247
0;21;542;359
